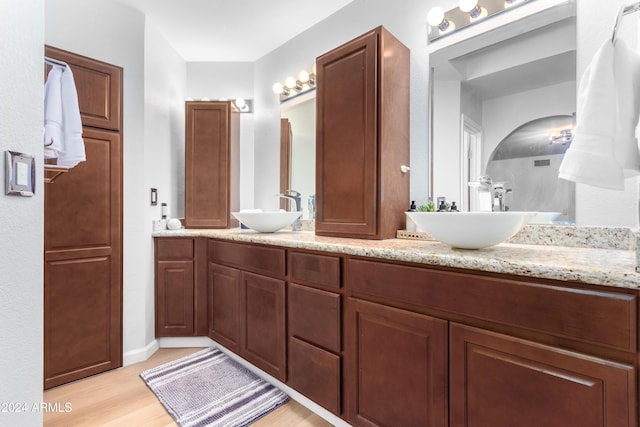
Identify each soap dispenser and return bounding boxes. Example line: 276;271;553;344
450;201;459;212
437;200;447;212
406;200;418;232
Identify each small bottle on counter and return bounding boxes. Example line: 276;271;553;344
437;200;447;212
406;200;418;232
450;201;459;212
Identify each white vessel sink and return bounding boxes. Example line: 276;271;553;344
406;211;534;249
232;211;301;233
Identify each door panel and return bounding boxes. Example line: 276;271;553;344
208;263;242;353
156;260;194;336
346;298;448;427
450;323;637;427
242;272;286;381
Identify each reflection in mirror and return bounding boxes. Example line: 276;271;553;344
484;115;575;222
280;93;316;220
430;2;576;223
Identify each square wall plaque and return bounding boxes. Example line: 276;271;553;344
5;151;35;196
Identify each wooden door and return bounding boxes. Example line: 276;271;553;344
208;263;242;353
449;323;637;427
185;101;239;228
345;298;448;427
156;260;194;336
242;272;286;381
316;29;378;238
44;127;122;389
44;47;122;390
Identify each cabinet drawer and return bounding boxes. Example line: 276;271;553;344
208;239;285;278
289;283;341;353
290;251;341;289
288;336;341;415
348;258;638;352
156;238;193;260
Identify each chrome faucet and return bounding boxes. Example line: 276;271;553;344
277;190;302;231
491;182;512;212
468;175;512;211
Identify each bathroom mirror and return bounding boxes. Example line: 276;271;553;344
280;91;316;219
429;1;576;222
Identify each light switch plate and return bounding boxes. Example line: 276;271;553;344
5;151;35;196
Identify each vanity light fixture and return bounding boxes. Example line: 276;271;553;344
273;66;316;102
233;97;253;113
459;0;486;20
184;97;253;113
427;6;453;32
549;129;574;145
504;0;524;7
428;0;530;42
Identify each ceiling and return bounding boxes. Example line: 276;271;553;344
114;0;356;62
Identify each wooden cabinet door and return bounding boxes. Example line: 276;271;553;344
156;260;194;336
185;101;239;229
449;323;637;427
208;263;242;354
345;298;448;427
316;29;378;238
45;46;122;131
315;27;410;239
242;272;286;381
44;127;122;389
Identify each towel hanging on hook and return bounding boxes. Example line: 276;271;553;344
612;2;640;44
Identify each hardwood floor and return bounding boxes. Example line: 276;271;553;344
43;348;332;427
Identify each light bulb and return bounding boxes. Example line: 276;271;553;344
427;7;445;27
235;97;246;109
459;0;478;12
272;82;284;94
297;70;310;83
285;76;297;89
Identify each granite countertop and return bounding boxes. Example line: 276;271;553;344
153;228;640;290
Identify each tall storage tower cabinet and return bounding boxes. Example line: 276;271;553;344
184;101;239;229
315;26;410;240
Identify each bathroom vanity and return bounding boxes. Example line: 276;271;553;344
154;229;639;427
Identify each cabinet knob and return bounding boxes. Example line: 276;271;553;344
400;165;411;173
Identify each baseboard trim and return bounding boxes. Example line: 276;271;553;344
123;339;159;367
157;336;215;348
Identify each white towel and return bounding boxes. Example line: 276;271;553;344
43;65;85;167
558;39;640;190
43;66;63;159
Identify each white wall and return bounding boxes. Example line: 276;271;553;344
483;81;576;168
143;19;187;352
45;0;150;359
253;0;432;210
0;1;44;425
433;80;462;204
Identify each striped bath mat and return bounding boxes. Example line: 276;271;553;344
140;347;288;427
